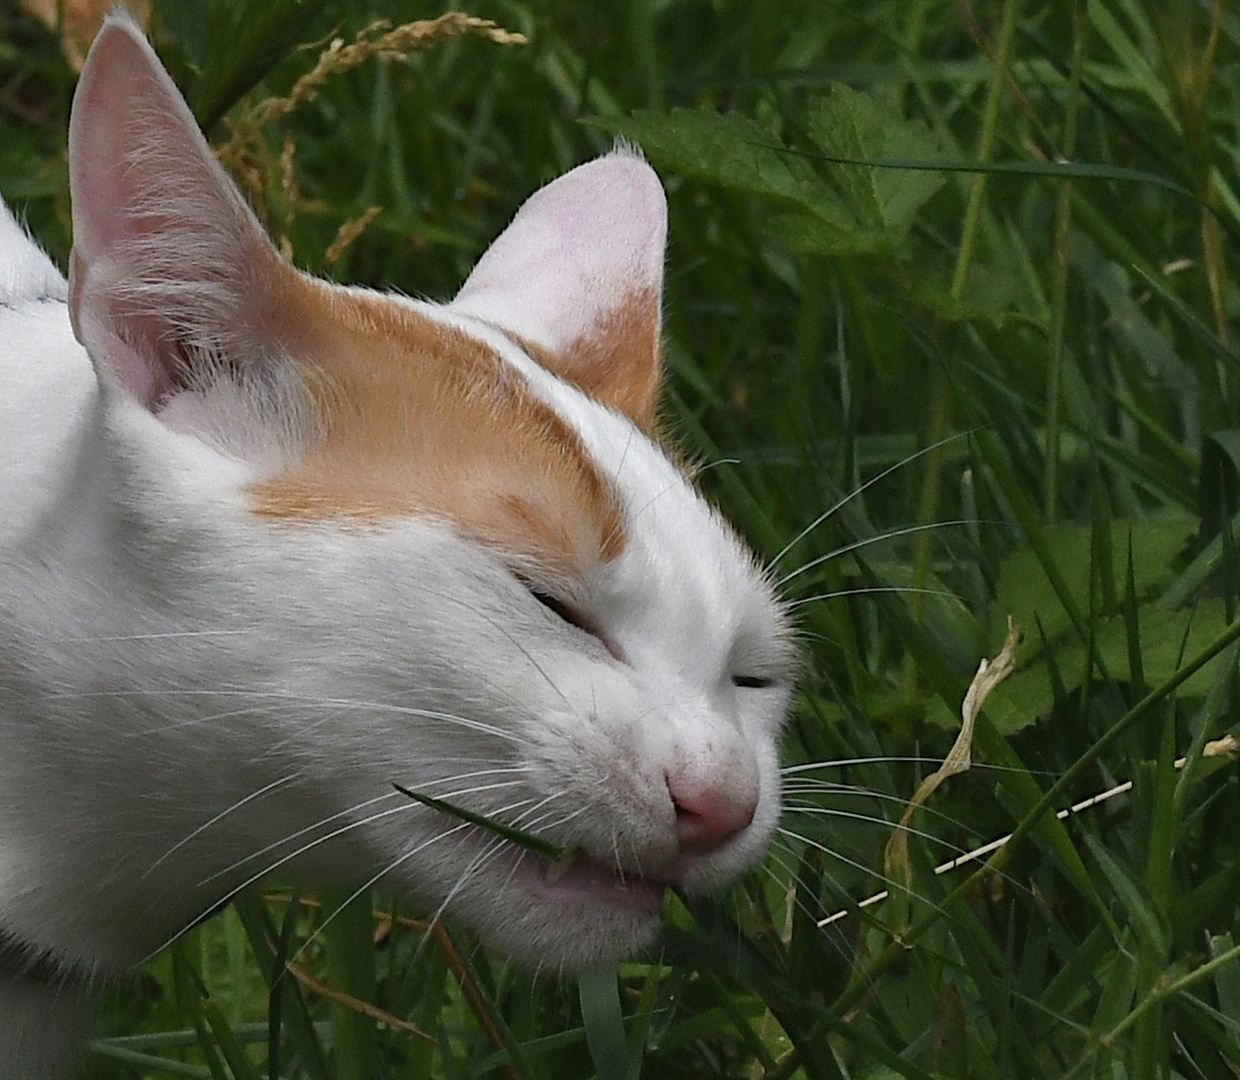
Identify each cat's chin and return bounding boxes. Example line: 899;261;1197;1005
490;888;664;974
429;845;671;972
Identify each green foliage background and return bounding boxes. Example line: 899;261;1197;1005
2;0;1239;1076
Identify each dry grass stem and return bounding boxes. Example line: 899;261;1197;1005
219;14;525;165
212;12;523;260
284;960;435;1042
325;206;382;264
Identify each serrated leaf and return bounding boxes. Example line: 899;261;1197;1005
595;108;840;215
926;514;1201;730
804;85;944;240
596;87;945;256
767;209;893;256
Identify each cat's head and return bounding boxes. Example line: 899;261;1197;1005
66;14;794;971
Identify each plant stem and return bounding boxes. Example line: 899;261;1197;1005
904;0;1025;703
1045;0;1085;521
1063;937;1240;1080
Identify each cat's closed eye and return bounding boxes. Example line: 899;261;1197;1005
732;674;774;689
527;584;589;632
523;581;624;660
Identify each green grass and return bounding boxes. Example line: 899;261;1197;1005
3;0;1240;1076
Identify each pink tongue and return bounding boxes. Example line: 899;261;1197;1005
533;858;666;914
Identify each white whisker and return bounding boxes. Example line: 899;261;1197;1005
198;793;408;888
53;630;253;643
773;826;949;921
145;771;303;875
782;757;1054;777
762;847;855;954
777;519;977;590
288;818;479;968
771;429;975;568
784;585;961;610
781;801;982;858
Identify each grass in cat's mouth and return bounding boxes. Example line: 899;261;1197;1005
392;782;667;913
392;781;570;859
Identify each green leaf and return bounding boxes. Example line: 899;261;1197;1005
952;599;1231;734
596;84;944;256
1085;836;1168;960
232;893;331;1080
802;85;944;241
202;997;264;1080
1209;934;1240;1027
929;513;1201;732
1200;432;1240;548
579;967;631;1080
171;944;231;1080
446;928;539;1080
995;516;1196;649
320;887;379;1080
594;108;839;213
1086;0;1174;123
1090;947;1138;1038
183;0;321;132
392;782;571;861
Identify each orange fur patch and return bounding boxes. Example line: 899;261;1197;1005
515;289;661;433
249;280;626;579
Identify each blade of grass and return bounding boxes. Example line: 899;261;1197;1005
320;885;379;1080
232;893;331;1080
1066;939;1240;1079
172;942;231;1080
90;1045;214;1077
392;782;571;862
579;967;631;1080
201;996;265;1080
836;606;1240;1015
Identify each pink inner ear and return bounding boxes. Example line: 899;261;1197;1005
69;15;216;270
452;150;668;428
67;13;286;410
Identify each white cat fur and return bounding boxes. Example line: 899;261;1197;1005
0;14;792;1076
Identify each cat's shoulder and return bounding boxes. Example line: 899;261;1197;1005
0;201;68;308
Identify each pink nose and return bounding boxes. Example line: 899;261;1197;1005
668;776;757;854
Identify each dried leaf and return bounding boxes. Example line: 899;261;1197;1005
884;617;1020;891
1204;734;1239;758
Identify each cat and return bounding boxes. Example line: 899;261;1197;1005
0;13;793;1076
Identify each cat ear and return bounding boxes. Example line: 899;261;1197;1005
452;150;667;431
67;13;290;411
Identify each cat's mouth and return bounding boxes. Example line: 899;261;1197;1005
520;853;667;915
